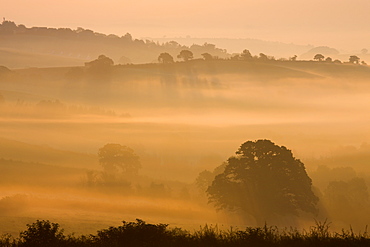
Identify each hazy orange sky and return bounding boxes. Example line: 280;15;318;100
2;0;370;51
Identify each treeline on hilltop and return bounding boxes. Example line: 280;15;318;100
1;20;368;67
0;20;228;64
157;49;367;65
1;219;370;247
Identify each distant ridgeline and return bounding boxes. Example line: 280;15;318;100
0;20;228;67
0;20;369;68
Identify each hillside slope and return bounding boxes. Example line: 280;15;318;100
0;138;98;169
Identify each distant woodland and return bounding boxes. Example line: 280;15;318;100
0;20;228;68
1;20;369;69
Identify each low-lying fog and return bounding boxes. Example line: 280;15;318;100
0;61;370;235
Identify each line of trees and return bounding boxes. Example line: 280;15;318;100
156;49;368;65
313;54;366;64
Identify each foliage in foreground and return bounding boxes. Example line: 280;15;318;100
1;219;370;247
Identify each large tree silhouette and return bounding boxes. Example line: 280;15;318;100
207;139;318;225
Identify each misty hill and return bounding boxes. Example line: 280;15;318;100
0;47;86;68
2;20;368;69
150;36;314;58
12;58;370;85
0;138;98;169
2;58;370;110
0;21;228;68
300;46;370;63
0;158;86;186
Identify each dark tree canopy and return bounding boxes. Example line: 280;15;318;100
349;55;360;64
98;144;141;175
313;54;325;61
20;220;65;246
201;52;213;61
177;50;193;61
258;53;269;61
241;49;253;60
85;54;114;68
158;52;174;64
207;140;318;224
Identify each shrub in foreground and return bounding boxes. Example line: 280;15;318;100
1;219;370;247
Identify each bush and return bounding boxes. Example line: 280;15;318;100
19;220;66;247
1;219;370;246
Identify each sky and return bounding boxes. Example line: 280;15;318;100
2;0;370;51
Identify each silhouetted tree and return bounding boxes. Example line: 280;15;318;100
85;54;114;68
95;219;169;246
240;49;253;60
201;53;213;61
207;139;318;225
325;57;333;63
19;220;65;247
98;144;141;175
177;50;193;61
258;53;269;61
289;55;297;61
84;55;115;85
314;54;325;61
158;53;174;64
349;55;360;64
122;32;133;42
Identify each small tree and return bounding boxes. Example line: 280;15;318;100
258;53;269;61
207;140;318;225
240;49;253;60
85;54;114;68
98;144;141;175
313;54;325;61
201;53;213;61
349;55;360;64
177;50;193;61
289;55;297;61
158;53;174;64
